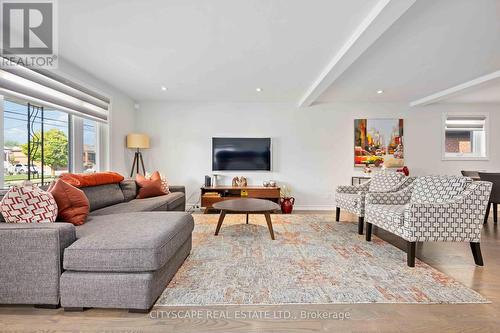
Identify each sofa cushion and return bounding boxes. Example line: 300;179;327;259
410;176;471;204
88;192;184;216
64;212;194;272
49;180;90;226
368;171;405;193
59;172;124;188
81;184;125;211
164;192;185;210
119;180;137;202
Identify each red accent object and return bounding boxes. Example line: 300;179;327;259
397;166;410;176
280;197;295;214
48;179;90;225
59;172;124;188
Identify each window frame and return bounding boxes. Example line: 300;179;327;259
441;112;489;161
1;95;109;188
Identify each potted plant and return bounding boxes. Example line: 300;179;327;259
280;185;295;214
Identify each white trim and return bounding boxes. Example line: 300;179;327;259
298;0;416;107
410;70;500;107
71;117;84;173
441;112;490;161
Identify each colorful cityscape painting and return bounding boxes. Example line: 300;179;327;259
354;118;404;167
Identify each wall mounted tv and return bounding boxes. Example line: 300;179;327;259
212;137;271;171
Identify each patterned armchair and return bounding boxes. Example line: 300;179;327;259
365;176;492;267
335;171;413;235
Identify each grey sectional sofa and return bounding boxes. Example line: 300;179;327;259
0;180;194;312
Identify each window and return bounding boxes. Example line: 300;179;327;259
3;99;70;187
83;119;98;172
443;114;488;160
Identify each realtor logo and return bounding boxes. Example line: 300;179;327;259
0;0;58;68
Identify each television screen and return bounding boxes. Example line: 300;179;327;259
212;138;271;171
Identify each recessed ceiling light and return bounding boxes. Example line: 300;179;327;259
256;88;263;92
161;86;167;91
377;90;384;94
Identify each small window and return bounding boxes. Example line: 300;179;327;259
443;114;488;160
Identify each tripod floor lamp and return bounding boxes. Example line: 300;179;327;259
127;133;150;177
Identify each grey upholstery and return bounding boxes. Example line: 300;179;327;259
0;223;76;305
81;184;125;211
64;212;194;272
119;179;137;201
89;192;185;216
60;236;191;310
0;179;188;308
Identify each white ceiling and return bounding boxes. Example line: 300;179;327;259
317;0;500;104
58;0;377;102
58;0;500;105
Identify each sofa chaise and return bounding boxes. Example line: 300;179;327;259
0;180;193;312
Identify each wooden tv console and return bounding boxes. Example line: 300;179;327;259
201;186;280;213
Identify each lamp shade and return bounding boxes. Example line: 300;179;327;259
127;133;150;149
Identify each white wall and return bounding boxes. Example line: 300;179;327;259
54;59;136;175
135;101;499;210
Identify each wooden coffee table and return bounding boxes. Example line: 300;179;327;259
213;198;280;240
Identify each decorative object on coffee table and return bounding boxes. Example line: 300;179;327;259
126;133;150;177
213;198;280;239
280;185;295;214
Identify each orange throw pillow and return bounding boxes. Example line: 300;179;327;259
59;172;124;188
48;179;90;226
136;171;167;199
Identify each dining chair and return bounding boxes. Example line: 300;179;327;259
478;172;500;224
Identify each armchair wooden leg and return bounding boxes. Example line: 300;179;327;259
407;241;416;267
335;207;340;222
358;216;364;235
366;222;372;241
470;242;484;266
484;202;491;224
494;203;498;224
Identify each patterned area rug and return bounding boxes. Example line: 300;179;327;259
156;214;487;306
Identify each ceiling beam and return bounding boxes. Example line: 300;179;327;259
409;70;500;107
297;0;416;107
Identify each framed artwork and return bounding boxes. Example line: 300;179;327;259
354;118;404;167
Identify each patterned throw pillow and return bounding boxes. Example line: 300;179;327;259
0;183;58;223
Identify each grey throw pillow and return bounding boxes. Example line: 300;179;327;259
120;179;137;201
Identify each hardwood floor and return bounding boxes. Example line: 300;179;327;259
2;210;500;333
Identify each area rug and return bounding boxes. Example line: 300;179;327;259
156;214;488;306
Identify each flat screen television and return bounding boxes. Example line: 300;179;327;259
212;137;271;171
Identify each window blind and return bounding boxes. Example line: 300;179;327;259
0;57;109;122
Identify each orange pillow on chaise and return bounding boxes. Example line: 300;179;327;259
59;172;124;188
48;179;90;226
136;171;167;199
